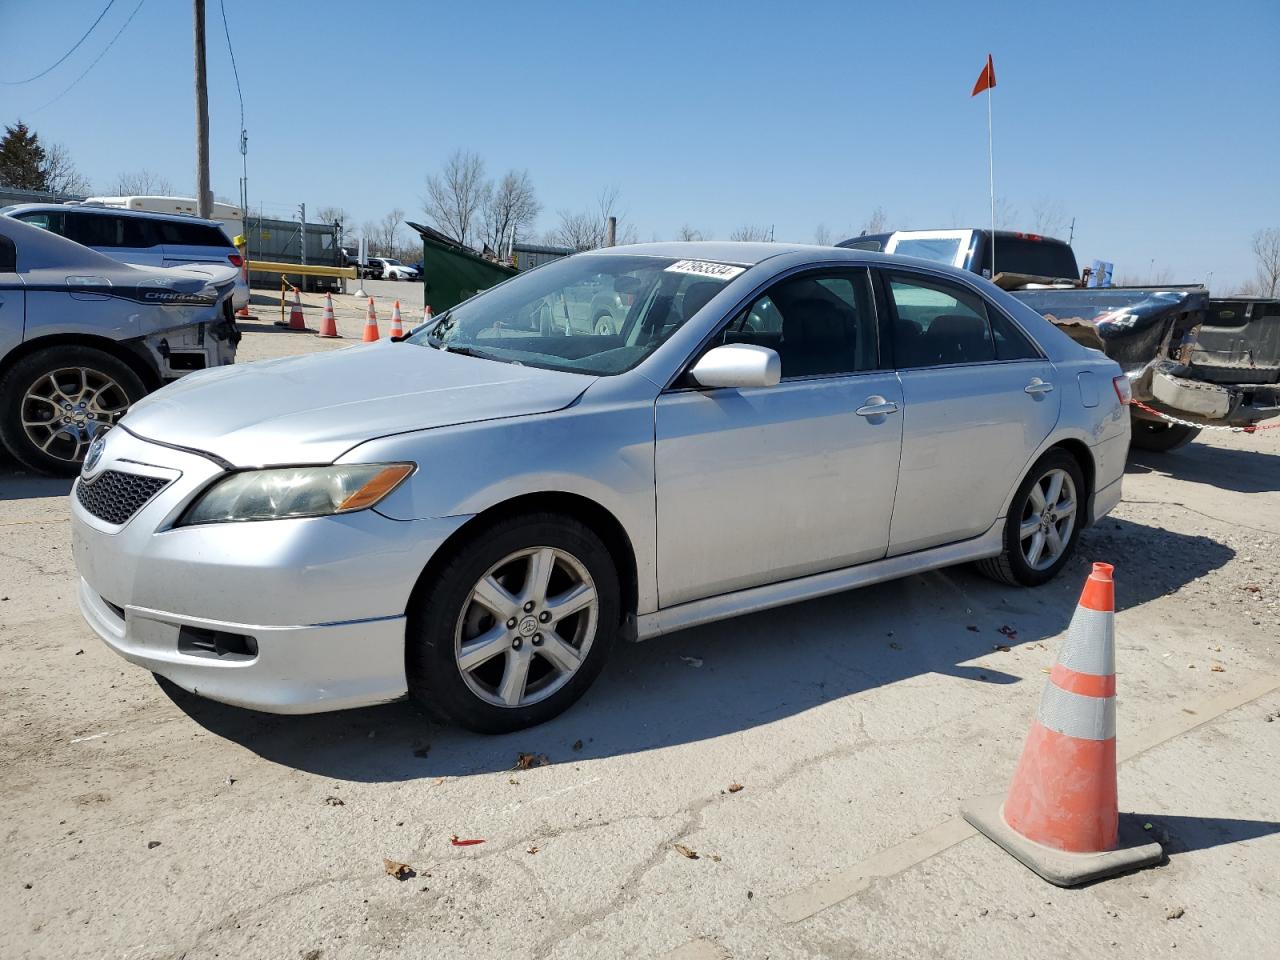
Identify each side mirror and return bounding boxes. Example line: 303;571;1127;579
686;344;781;389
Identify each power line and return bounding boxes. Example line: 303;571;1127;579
31;0;147;113
1;0;117;84
219;0;244;131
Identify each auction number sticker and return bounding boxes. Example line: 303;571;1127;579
665;259;745;280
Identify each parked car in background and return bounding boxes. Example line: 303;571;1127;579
371;257;420;281
1;202;249;311
840;227;1280;448
70;242;1127;733
0;215;239;475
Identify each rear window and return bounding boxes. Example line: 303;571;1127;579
991;238;1078;280
157;220;233;248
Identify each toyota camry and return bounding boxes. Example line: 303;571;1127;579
70;242;1130;732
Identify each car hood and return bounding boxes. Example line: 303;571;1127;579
121;341;594;466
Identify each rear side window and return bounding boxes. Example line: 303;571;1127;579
887;273;996;368
64;212;125;247
157;220;232;247
0;235;16;272
989;308;1041;360
16;211;65;235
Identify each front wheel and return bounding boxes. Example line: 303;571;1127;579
976;449;1086;587
593;314;615;336
406;513;620;733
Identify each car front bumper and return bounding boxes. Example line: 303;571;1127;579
70;427;470;713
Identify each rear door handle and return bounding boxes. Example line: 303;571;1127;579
855;396;900;417
1024;378;1054;396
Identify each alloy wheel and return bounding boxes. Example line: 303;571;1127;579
453;547;599;708
1018;467;1077;571
20;367;130;464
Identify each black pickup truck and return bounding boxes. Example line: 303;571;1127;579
840;229;1280;450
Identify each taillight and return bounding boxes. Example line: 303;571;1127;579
227;253;244;267
1112;375;1132;405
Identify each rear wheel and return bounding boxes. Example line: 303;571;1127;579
593;314;615;336
406;513;620;733
0;346;145;476
1130;418;1200;452
977;449;1086;587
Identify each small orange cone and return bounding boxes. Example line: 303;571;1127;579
423;303;433;325
361;297;380;342
288;287;307;331
388;300;404;337
963;563;1162;886
317;293;341;338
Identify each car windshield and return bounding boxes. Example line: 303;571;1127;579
383;259;402;265
405;254;742;375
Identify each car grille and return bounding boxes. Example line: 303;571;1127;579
76;470;170;525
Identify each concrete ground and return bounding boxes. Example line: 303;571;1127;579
1;313;1278;959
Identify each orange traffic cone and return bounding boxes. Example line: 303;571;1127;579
317;293;341;338
423;303;433;325
389;300;404;337
288;287;307;331
963;563;1162;886
361;298;380;342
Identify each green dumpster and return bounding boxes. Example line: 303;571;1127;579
406;221;518;313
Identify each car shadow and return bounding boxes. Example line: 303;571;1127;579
1127;441;1280;495
0;460;74;500
1132;813;1280;856
162;516;1234;784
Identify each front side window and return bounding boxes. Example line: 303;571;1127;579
406;254;744;376
717;269;878;378
888;273;996;368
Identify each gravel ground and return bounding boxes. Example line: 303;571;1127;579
1;320;1277;960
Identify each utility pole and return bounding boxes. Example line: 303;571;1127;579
194;0;212;218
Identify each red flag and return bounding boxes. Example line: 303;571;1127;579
971;54;996;96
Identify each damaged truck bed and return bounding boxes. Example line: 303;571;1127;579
1010;285;1280;449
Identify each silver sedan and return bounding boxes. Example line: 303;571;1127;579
70;243;1130;732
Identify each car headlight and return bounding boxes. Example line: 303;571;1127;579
179;463;414;525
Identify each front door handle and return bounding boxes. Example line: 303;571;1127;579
1024;378;1054;396
855;396;900;417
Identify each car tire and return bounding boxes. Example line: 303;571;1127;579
406;512;620;733
593;314;615;336
1129;418;1200;452
0;346;147;477
976;449;1086;587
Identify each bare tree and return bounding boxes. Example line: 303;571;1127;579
108;169;175;196
315;206;347;227
813;223;833;245
481;170;540;255
677;224;704;241
42;143;91;195
423;150;489;247
993;196;1018;230
370;208;405;257
547;186;637;251
1031;198;1068;237
729;224;771;241
860;206;889;235
1252;227;1280;298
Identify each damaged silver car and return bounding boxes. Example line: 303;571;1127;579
0;213;239;475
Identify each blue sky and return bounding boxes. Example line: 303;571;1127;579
3;0;1278;288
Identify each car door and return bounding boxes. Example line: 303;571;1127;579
881;269;1060;556
0;233;24;357
654;267;903;607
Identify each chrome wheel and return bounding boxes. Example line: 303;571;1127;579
1019;467;1077;571
454;547;599;708
21;367;130;464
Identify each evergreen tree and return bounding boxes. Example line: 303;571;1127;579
0;121;50;190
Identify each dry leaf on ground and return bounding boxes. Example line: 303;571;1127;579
674;844;699;860
727;783;744;793
450;835;485;846
514;752;550;770
383;859;415;880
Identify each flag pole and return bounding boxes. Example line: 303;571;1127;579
987;80;996;277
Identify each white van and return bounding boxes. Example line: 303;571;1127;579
86;196;245;241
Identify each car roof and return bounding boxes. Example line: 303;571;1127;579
589;240;936;270
1;202;228;230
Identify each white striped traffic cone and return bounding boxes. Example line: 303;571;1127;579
963;563;1162;886
388;300;404;337
317;293;340;338
287;287;306;331
361;298;380;342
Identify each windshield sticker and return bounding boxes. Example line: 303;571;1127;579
664;260;745;281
